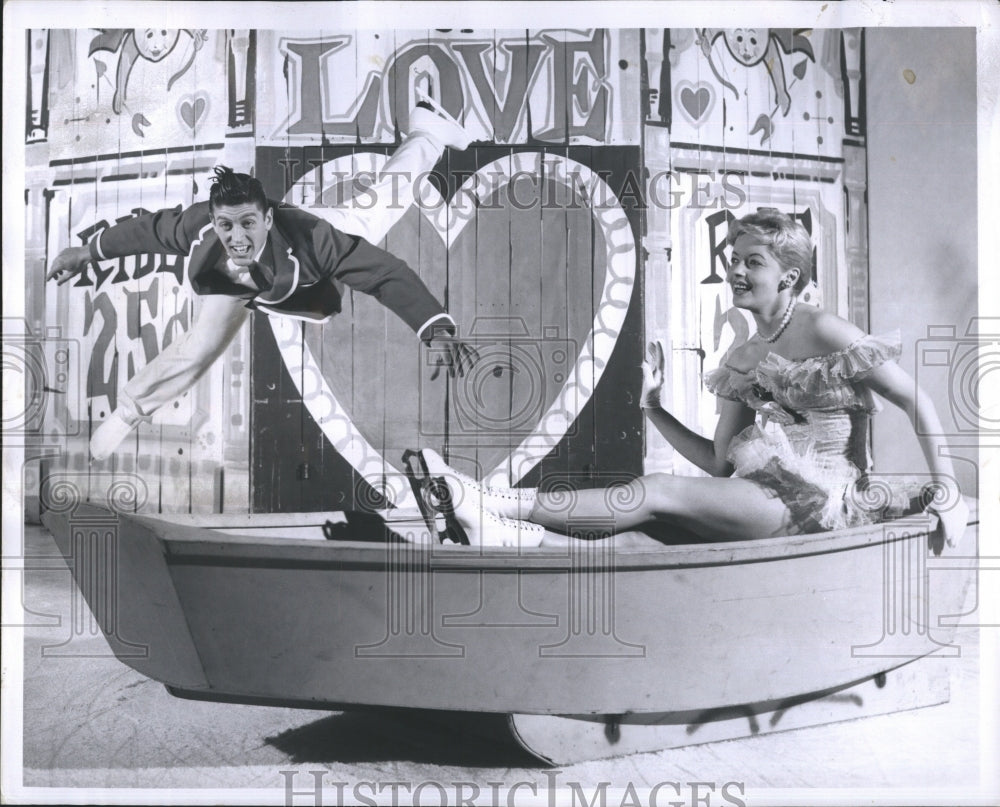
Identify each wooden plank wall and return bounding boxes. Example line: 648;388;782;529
251;143;643;512
249;27;644;512
27;29;254;517
22;28;644;516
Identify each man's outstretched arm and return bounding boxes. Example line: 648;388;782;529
311;221;479;377
47;202;211;284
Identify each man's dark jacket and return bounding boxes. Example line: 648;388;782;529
88;200;453;336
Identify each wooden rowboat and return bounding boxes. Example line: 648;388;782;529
40;501;978;764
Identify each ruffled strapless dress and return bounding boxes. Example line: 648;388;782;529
704;331;923;534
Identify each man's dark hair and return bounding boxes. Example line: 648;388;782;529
209;166;269;214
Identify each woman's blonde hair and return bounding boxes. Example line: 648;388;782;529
728;209;813;294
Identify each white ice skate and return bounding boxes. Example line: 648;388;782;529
408;90;473;151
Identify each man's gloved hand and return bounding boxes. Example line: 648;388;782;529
427;332;481;379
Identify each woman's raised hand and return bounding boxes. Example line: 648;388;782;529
640;339;667;410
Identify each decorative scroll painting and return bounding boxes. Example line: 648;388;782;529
44;28;232;159
29;29;253;512
657;27;861;154
43;169;252;511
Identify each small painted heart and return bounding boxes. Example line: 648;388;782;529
178;95;208;131
680;85;713;121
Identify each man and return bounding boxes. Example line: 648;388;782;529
47;102;477;460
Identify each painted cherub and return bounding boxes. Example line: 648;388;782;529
697;28;814;116
89;28;208;115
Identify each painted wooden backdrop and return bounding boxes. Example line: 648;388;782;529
643;28;867;473
24;27;866;515
26;28;254;516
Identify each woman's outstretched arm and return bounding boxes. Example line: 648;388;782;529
643;398;755;477
861;360;969;547
640;340;755;476
810;311;969;548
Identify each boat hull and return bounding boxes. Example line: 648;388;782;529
41;504;977;716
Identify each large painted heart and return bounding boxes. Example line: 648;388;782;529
271;152;635;510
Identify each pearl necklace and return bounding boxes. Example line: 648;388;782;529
758;299;797;343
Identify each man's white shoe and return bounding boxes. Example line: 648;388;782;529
90;407;140;461
408;95;472;151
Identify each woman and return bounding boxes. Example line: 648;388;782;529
411;210;969;550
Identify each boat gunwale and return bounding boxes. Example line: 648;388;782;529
114;503;978;571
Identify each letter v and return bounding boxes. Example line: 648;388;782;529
453;40;546;142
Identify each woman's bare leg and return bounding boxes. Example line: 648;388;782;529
530;473;794;541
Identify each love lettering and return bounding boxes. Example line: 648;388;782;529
278;30;610;143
